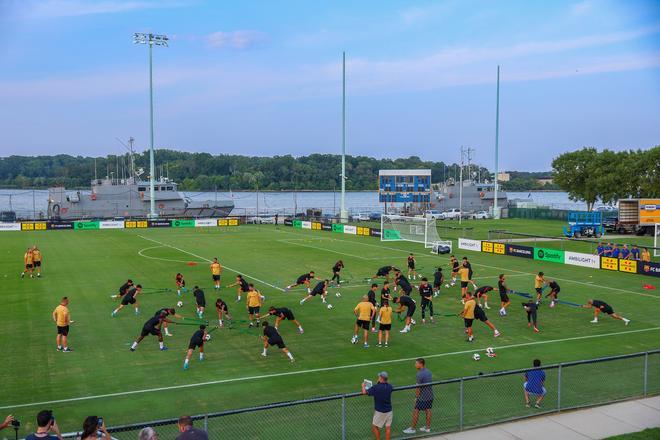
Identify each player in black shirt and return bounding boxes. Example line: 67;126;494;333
523;300;539;333
112;284;142;317
394;295;416;333
462;257;478;290
215;298;232;327
395;271;413;295
153;307;182;337
268;306;304;333
129;312;171;351
474;285;493;310
449;255;460;286
300;279;329;305
227;274;251;302
498;274;512;316
418;278;434;324
331;260;344;286
111;279;134;300
546;280;560;308
407;253;418;280
286;271;316;293
261;321;295;362
367;284;379;331
184;325;208;370
380;281;393;305
192;286;206;318
433;267;444;296
583;299;630;325
372;265;397;283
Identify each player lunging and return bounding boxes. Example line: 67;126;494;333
332;260;345;286
261;321;295;362
215;297;232;327
129;312;171;351
286;271;316;293
227;274;250;302
112;284;142;316
111;279;134;300
183;325;208;370
300;279;329;305
474;285;493;309
394;295;417;333
583;299;630;325
267;306;304;333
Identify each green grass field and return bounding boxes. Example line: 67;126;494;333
1;220;659;437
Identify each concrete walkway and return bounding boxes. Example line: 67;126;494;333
430;396;660;440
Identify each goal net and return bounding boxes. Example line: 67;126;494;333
655;224;660;257
380;215;452;251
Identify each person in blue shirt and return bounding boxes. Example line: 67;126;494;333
595;242;605;256
523;359;546;409
620;244;630;260
362;371;393;440
25;410;62;440
631;245;641;260
611;244;621;258
603;243;612;257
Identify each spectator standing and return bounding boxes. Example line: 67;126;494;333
595;242;605;256
641;248;651;262
523;359;546;408
25;410;62;440
53;297;72;352
175;416;208;440
611;244;620;258
603;243;612;257
362;371;393;440
631;245;641;260
620;244;630;260
138;427;159;440
403;358;433;434
79;416;110;440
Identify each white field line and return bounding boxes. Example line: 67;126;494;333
2;326;658;410
276;239;395;260
138;245;207;264
137;235;285;292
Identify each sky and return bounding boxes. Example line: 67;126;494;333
0;0;659;170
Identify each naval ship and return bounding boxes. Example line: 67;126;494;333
433;179;508;212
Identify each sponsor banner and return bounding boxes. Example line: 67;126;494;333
638;261;660;277
0;222;21;231
618;259;637;274
21;222;48;231
458;238;482;252
171;219;195;228
357;226;371;236
301;221;312;230
332;224;344;233
292;220;302;228
343;225;357;235
228;218;239;226
382;229;401;240
564;251;600;269
600;257;618;271
481;241;494;253
124;220;148;228
218;218;239;226
74;221;100;230
195;219;217;228
283;218;293;226
148;220;171;228
100;221;125;229
312;222;322;230
47;222;74;230
533;247;565;264
321;223;332;231
505;244;533;259
493;243;505;255
370;228;382;238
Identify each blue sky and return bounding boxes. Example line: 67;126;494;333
1;0;659;170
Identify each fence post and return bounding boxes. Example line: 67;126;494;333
643;352;649;397
203;414;208;432
459;379;464;431
341;395;346;440
557;364;562;412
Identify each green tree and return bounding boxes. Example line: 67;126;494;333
552;148;600;210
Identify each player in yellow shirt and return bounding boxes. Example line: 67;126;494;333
52;297;73;352
352;296;376;347
641;248;651;262
458;265;471;300
246;284;264;327
32;246;43;277
210;258;222;290
459;292;476;342
21;248;34;278
377;300;393;347
534;272;546;304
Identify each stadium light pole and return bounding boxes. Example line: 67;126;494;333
340;51;348;223
134;32;168;218
493;65;501;219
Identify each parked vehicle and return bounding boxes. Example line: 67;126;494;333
471;210;491;220
369;212;382;221
423;209;443;220
562;211;604;238
350;213;370;221
439;208;462;220
602;217;618;232
247;216;276;224
617;198;660;235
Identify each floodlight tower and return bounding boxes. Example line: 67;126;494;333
340;51;348;223
134;32;168;218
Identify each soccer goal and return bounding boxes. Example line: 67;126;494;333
380;214;452;252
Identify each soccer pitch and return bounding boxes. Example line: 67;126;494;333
2;223;659;434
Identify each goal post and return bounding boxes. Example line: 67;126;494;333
380;214;452;252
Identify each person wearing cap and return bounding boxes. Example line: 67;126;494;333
361;371;393;440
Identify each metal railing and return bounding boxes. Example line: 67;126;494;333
52;350;659;439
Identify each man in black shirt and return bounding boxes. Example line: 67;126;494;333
368;284;379;332
395;271;413;296
394;295;416;333
215;298;232;327
184;325;208;370
433;268;444;296
111;279;134;300
193;286;206;318
268;306;304;333
286;271;316;293
373;265;397;283
261;321;295;362
381;281;393;305
497;274;511;316
130;312;171;351
154;307;183;337
523;300;539;333
227;274;250;302
112;284;142;317
332;260;344;286
300;279;329;305
583;299;630;325
462;257;478;289
418;278;434;324
474;285;493;310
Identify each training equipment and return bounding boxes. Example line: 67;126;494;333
204;333;211;341
327;304;333;309
381;215;451;250
177;301;183;307
473;353;480;361
335;292;341;297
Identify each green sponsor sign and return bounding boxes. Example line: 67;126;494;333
533;247;565;263
171;219;195;228
74;221;99;230
292;220;302;228
332;224;344;233
383;229;401;240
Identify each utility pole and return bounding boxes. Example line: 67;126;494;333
493;65;501;219
340;51;348;223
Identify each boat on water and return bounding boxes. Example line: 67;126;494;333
432;179;508;212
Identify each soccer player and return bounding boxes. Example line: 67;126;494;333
474;302;501;338
32;246;43;277
215;297;232;327
368;283;379;332
286;271;316;293
432;267;444;296
498;274;512;316
462;257;478;289
112;284;142;316
53;296;72;352
227;274;250;302
210;258;222;290
300;279;329;305
193;286;206;318
111;279;134;300
459;291;476;342
394;295;416;333
372;265;397;283
129;312;171;351
267;306;304;333
407;253;418;280
175;273;186;296
184;325;208;370
352;295;376;347
523;300;539;333
261;321;295;362
331;260;345;286
545;280;560;308
21;247;34;278
246;284;263;327
153;307;183;337
395;271;413;296
449;255;460;286
583;299;630;325
419;278;434;324
381;281;393;304
377;299;393;347
474;285;493;309
534;272;546;304
458;263;471;301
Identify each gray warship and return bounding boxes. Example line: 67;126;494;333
433;179;508;212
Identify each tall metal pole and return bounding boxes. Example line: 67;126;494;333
340;51;347;223
493;65;501;219
148;41;156;218
459;149;464;226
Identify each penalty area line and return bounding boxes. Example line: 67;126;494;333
2;326;658;410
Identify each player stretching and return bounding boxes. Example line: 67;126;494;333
246;284;263;327
372;265;397;283
394;295;417;333
474;285;493;309
261;321;295;362
129;312;171;351
184;325;208;370
419;278;434;324
215;297;232;327
286;271;316;293
154;307;182;337
210;258;222;290
111;279;134;300
227;274;250;302
112;284;142;316
497;274;512;316
545;280;560;308
534;272;546;304
267;306;304;333
395;271;413;295
474;302;501;338
523;300;540;332
433;267;444;296
449;256;459;286
21;247;34;278
32;246;43;277
368;283;379;332
300;279;329;305
175;273;186;296
193;286;206;318
462;257;478;289
407;253;418;280
377;299;393;347
583;299;630;325
331;260;345;286
352;295;376;347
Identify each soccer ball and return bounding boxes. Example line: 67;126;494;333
473;353;481;361
327;304;333;309
335;292;341;297
204;333;211;341
176;301;183;307
444;284;450;288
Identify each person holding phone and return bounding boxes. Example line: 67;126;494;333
79;416;110;440
25;410;62;440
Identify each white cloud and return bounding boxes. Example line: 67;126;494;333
570;0;594;17
205;30;265;49
13;0;190;19
399;2;455;26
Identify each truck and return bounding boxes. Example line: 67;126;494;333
563;211;604;238
617;198;660;235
